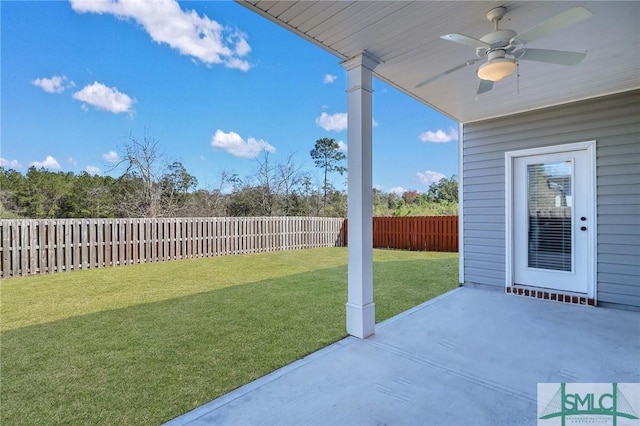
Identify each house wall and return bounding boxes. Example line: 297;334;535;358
461;90;640;308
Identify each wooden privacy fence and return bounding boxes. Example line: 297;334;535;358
345;216;458;252
0;217;346;278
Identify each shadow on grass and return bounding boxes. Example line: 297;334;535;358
1;258;457;425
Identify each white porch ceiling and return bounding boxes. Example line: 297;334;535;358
237;1;640;123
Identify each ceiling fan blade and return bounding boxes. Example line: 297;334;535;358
477;79;493;95
415;59;482;88
515;48;587;65
441;34;491;49
511;6;592;46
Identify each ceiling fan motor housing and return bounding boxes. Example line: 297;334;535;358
477;29;517;58
480;30;517;48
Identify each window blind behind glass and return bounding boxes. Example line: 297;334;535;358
527;161;573;272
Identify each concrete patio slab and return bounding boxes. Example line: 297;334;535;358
166;287;640;426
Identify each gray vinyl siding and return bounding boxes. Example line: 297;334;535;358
462;90;640;308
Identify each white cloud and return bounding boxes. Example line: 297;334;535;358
73;82;135;114
388;186;406;195
0;158;23;168
224;57;251;72
70;0;251;70
102;151;120;164
337;140;348;152
323;74;337;84
30;155;61;170
32;75;73;93
210;129;275;159
417;170;446;186
67;157;79;167
233;34;251;57
316;112;348;132
419;127;458;143
85;165;102;175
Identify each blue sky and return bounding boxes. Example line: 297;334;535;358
1;0;459;195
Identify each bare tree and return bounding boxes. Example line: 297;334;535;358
254;151;277;216
251;152;309;216
111;132;165;217
207;169;234;216
277;154;304;216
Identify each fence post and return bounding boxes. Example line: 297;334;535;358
1;221;9;277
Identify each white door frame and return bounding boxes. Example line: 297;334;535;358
505;141;597;299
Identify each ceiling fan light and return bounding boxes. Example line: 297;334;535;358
477;58;516;81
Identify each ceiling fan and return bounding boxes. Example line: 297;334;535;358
415;6;592;94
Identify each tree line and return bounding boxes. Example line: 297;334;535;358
0;135;457;219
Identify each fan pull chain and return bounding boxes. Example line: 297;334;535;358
516;60;520;94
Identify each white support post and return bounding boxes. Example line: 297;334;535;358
342;52;379;339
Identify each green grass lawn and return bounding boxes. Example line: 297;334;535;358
1;247;458;425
